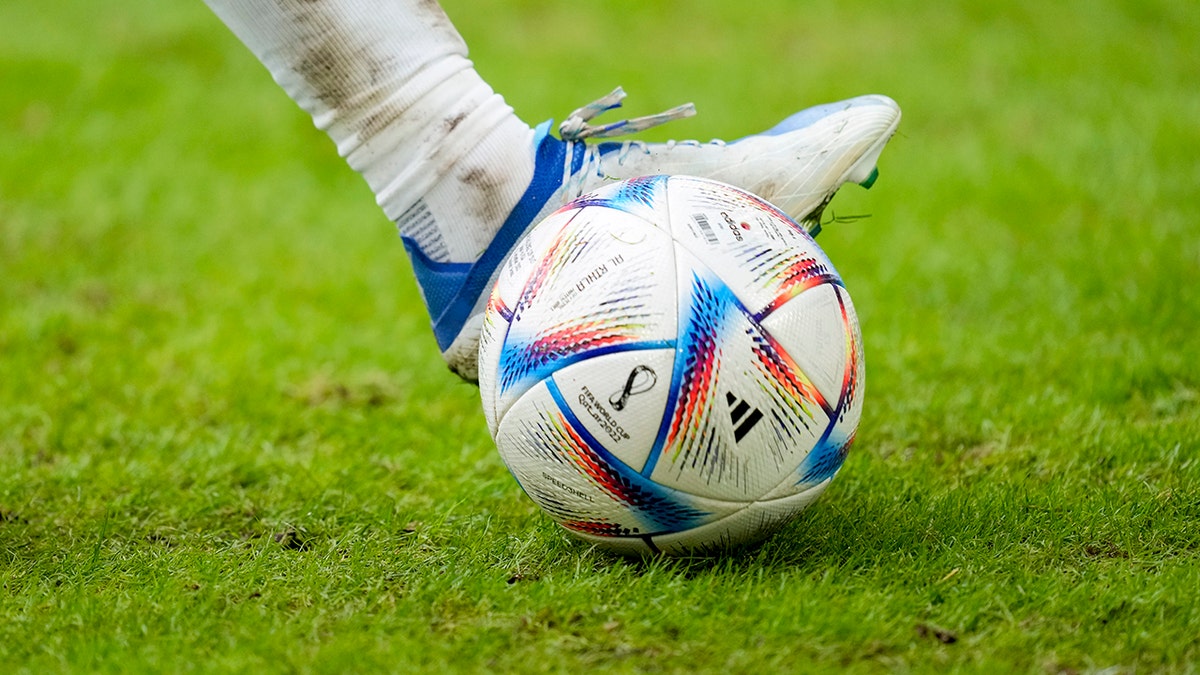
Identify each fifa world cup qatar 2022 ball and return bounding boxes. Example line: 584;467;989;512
477;175;864;555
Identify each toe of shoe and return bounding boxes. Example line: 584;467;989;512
763;94;900;137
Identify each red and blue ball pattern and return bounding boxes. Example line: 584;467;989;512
479;175;864;555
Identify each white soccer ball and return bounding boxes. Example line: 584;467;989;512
478;175;864;555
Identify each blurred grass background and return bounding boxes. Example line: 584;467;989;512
1;0;1198;672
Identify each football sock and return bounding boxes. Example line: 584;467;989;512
205;0;536;265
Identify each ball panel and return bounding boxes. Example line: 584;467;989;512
548;348;677;473
491;207;678;426
478;292;506;434
664;176;842;319
491;207;578;304
565;478;832;555
645;245;831;502
567;174;672;225
562;530;656;556
758;282;849;404
480;207;581;432
761;284;864;491
795;285;864;485
495;378;736;539
651;478;831;554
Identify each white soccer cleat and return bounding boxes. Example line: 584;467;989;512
402;90;902;380
558;88;901;232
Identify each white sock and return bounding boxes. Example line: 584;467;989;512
204;0;536;263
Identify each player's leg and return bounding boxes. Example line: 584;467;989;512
204;0;901;381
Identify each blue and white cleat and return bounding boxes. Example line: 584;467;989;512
406;89;901;380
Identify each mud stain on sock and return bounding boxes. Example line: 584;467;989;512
444;112;468;133
276;0;462;139
417;0;458;39
283;0;390;118
360;101;408;141
459;164;509;226
267;0;515;233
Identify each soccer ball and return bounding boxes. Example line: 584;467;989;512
478;175;863;555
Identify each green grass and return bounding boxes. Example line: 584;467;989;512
2;0;1199;672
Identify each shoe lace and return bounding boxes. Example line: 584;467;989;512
559;87;710;198
559;87;696;141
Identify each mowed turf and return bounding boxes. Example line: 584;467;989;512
2;0;1198;672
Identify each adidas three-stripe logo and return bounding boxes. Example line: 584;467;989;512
725;392;763;443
